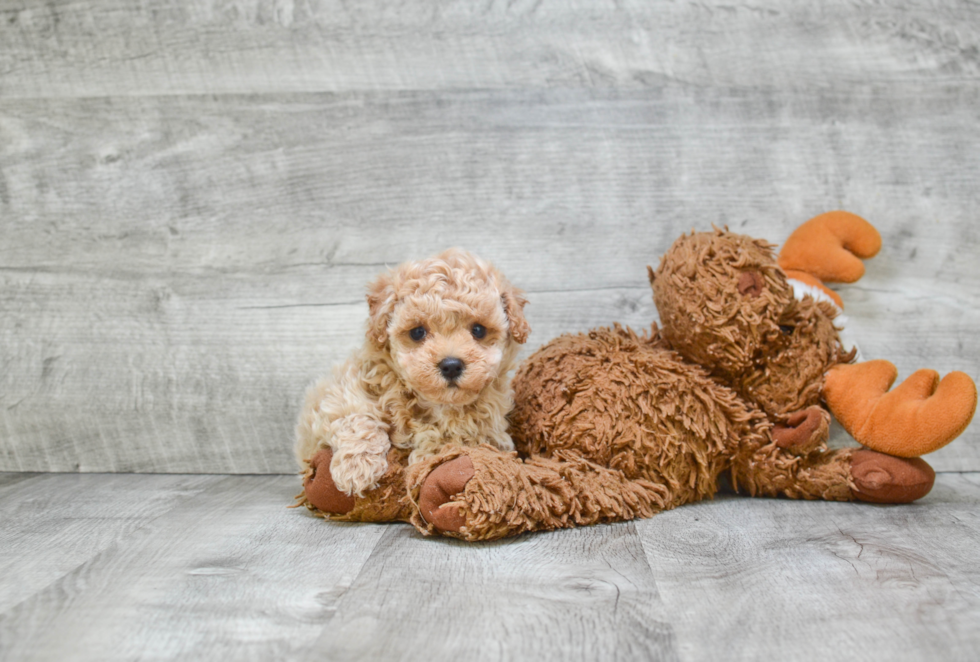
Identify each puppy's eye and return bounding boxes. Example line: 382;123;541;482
409;326;426;342
471;324;487;339
779;325;795;336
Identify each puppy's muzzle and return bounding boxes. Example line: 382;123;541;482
438;357;465;383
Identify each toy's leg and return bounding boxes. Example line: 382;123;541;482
823;360;978;457
732;446;936;504
778;210;881;285
295;447;414;523
407;445;670;541
730;407;935;503
730;443;856;501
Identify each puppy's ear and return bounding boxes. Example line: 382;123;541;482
501;285;530;344
366;271;397;347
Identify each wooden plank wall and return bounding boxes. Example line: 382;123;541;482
1;0;978;473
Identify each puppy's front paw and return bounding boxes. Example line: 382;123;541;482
330;449;389;497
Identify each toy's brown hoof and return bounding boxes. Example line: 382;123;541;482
851;449;935;504
303;449;355;514
772;406;829;454
418;456;474;533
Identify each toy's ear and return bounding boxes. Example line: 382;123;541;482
366;271;397;347
501;285;530;344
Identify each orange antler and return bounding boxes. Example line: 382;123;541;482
779;211;882;308
779;210;882;282
823;360;978;458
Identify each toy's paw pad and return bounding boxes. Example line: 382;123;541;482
851;450;935;504
772;407;830;455
419;456;475;533
304;449;355;514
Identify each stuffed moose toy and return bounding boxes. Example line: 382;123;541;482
295;212;977;541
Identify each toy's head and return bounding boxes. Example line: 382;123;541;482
650;228;849;419
365;248;529;407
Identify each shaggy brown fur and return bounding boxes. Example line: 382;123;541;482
296;447;414;523
400;223;930;541
408;444;669;540
405;323;852;541
510;326;769;506
651;228;852;422
299;216;963;541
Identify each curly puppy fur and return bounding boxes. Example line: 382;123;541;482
295;248;529;496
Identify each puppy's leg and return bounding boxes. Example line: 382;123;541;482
329;414;391;496
295;358;391;496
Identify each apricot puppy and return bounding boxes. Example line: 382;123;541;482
295;249;529;496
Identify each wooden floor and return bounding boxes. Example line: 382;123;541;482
2;471;980;661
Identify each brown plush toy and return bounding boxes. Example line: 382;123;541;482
298;212;977;541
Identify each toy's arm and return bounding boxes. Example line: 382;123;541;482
778;210;881;309
731;407;935;504
407;445;667;541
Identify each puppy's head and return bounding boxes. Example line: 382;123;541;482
365;248;530;406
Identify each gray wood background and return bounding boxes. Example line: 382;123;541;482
1;0;979;474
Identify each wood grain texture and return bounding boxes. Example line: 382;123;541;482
4;3;980;660
310;524;676;662
2;0;979;473
638;473;980;661
0;473;387;660
1;471;979;660
2;87;978;473
0;473;219;613
0;472;38;489
1;0;979;98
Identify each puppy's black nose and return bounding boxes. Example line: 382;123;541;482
438;357;465;382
